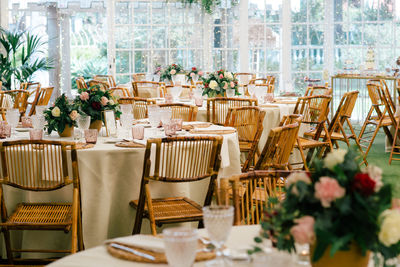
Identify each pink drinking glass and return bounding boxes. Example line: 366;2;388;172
84;129;98;144
165;93;173;104
29;129;43;140
132;125;145;140
194;96;203;107
21;116;33;128
164;122;176;136
172;119;183;131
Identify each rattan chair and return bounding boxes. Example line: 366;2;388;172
390;81;400;164
132;73;147;82
255;114;302;170
88;79;109;91
132;81;161;98
207;97;258;125
158;103;198;121
21;82;41;116
4;90;29;118
93;75;116;88
109;87;131;98
131;136;223;235
304;85;332;96
76;77;88;90
36;87;54;106
359;81;397;162
162;85;194;99
118;97;156;119
224;106;265;172
219;170;293;225
291;95;333;170
0;140;83;263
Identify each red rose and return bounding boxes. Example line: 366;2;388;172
91;101;102;110
204;83;209;88
192;67;196;71
352;173;376;196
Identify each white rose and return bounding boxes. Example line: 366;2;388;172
109;99;115;105
379;209;400;246
363;165;383;192
209;80;218;90
323;148;347;170
286;172;311;195
224;72;233;80
51;107;61;117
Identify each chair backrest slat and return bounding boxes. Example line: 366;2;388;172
207;97;258;125
158;103;198;121
132;81;161;98
118;97;156;119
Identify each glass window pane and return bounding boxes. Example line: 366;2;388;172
152;2;167;24
379;0;394;20
309;25;324;45
249;25;265;48
292;25;307;46
116;51;131;74
291;0;307;22
309;48;324;70
363;0;378;21
309;0;324;22
169;27;185;48
134;27;149;49
115;2;131;25
266;50;280;71
250;49;266;72
134;2;149;24
134;51;149;72
335;24;348;45
115;26;132;49
363;23;378;45
152;27;167;48
170;50;187;66
292;49;307;71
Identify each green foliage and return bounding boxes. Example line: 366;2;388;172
179;0;237;14
249;147;400;265
160;64;184;81
44;94;77;134
74;85;121;122
71;59;107;90
0;27;53;90
201;69;239;97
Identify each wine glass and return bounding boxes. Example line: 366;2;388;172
31;114;46;130
254;86;266;104
192;74;199;84
35;105;47;116
148;105;161;135
247;84;256;98
163;228;198;267
120;104;132;115
6;109;20;136
120;113;134;139
226;89;235;98
202;205;234;267
170;86;182;102
160;108;172;126
77;115;91;142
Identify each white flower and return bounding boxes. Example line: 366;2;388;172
224;72;233;80
209;80;218;90
108;99;115;105
69;110;78;121
285;172;311;195
51;107;61;117
379;209;400;247
323;148;347;170
362;165;383;192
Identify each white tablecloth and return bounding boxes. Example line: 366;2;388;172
0;126;241;255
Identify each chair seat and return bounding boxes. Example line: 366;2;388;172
304;130;354;140
1;203;73;229
130;197;203;223
239;141;253;151
366;116;396;126
296;137;330;148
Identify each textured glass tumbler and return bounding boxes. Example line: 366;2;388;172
84;129;98;144
163;228;198;267
29;129;43;140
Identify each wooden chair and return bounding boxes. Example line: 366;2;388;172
158;103;198;121
359;81;397;162
304;85;332;96
36;87;54;106
118;97;156;119
4;90;29;117
390;81;400;164
0;140;83;263
291;95;333;170
20;82;41;116
255;83;274;94
109;87;131;98
207;97;258;125
76;77;88;90
132;81;161;98
131;136;223;235
88;80;109;91
132;73;147;82
93;75;116;88
219;170;293;225
162;85;194;99
305;91;366;165
224;107;265;172
255;114;302;170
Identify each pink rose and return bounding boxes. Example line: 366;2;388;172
198;71;204;76
69;110;78;121
219;74;224;79
170;69;176;75
314;177;346;208
230;81;235;88
100;96;109;106
290;216;315;244
190;72;195;77
80;92;89;101
223;82;228;89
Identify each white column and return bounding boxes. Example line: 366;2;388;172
239;0;249;72
47;4;61;99
107;0;116;77
0;0;8;29
60;13;72;97
203;13;213;72
281;0;292;90
324;0;334;83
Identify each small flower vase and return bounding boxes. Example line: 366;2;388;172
310;242;370;267
89;120;103;132
58;125;74;138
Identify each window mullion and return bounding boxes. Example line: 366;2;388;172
239;0;249;72
282;0;292;89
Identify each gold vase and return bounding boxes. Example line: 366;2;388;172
310;242;370;267
58;125;74;138
89;120;102;132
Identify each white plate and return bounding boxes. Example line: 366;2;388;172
103;138;123;144
16;128;31;132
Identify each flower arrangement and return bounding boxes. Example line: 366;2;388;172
74;85;121;122
250;148;400;266
201;69;239;97
186;67;204;82
160;64;184;82
153;64;162;75
44;94;77;134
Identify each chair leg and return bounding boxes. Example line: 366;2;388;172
78;207;84;251
145;184;157;236
3;228;13;264
297;144;309;171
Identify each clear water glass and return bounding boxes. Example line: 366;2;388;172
31;114;46;130
203;205;234;267
35;105;47;116
254;86;266;104
153;74;160;82
6;109;20;135
161;108;172;126
192;74;199;83
148;105;161;134
163;228;198;267
77;115;91;141
247;84;256;97
120;104;132;114
226;89;235;98
120;113;134;139
170;86;182;102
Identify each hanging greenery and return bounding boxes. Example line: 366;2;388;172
179;0;238;14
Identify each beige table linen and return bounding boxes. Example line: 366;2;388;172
0;130;241;256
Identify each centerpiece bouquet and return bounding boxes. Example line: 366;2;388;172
201;69;239;97
74;85;121;131
186;67;204;83
160;63;184;82
251;148;400;267
44;94;78;137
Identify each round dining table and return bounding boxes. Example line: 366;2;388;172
0;123;241;257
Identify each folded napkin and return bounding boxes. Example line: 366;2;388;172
106;235;165;253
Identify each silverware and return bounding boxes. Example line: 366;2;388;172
110;243;156;261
